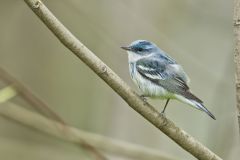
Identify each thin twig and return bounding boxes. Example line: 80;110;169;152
23;0;222;159
0;69;108;160
234;0;240;135
0;67;65;124
0;102;177;160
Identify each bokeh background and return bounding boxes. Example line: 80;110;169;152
0;0;238;160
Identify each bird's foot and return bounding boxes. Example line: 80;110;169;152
160;111;166;117
140;95;148;104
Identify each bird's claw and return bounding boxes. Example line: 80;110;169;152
160;111;166;117
140;95;148;103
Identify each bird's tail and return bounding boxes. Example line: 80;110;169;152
175;92;216;120
191;100;216;120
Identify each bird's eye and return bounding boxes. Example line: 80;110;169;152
137;48;143;51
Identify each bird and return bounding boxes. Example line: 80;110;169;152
121;40;216;120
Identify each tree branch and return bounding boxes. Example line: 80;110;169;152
234;0;240;135
23;0;222;159
0;102;177;160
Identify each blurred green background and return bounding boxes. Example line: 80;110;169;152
0;0;238;160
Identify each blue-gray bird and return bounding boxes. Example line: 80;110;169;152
121;40;216;120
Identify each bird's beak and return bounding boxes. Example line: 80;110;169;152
121;46;131;51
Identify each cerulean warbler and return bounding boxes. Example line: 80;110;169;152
121;40;216;120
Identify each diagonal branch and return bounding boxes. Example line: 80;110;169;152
23;0;222;159
0;102;177;160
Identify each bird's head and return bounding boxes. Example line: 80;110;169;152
121;40;158;56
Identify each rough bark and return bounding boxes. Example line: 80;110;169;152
234;0;240;135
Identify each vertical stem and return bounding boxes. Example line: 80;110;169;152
234;0;240;134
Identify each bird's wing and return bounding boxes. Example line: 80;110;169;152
136;58;202;103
